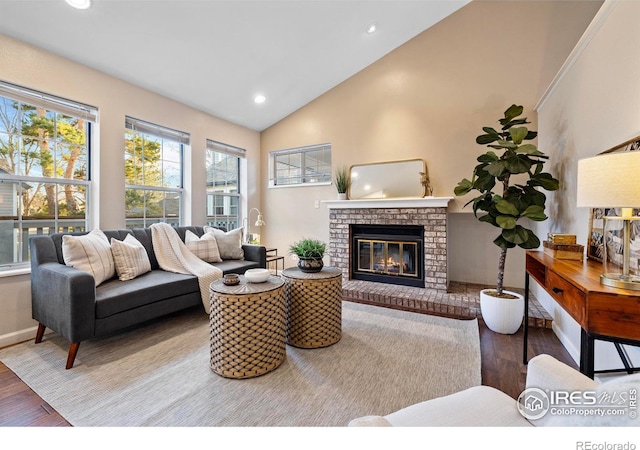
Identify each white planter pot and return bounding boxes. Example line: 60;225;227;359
337;193;347;200
480;289;524;334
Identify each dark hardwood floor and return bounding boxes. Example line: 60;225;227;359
0;318;577;427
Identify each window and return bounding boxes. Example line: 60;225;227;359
0;81;95;270
124;117;187;228
206;140;244;230
269;143;331;187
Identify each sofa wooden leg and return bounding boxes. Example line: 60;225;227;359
66;342;80;370
35;323;46;344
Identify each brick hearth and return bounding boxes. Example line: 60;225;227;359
324;198;552;329
342;280;552;329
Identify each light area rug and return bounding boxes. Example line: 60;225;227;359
0;302;481;427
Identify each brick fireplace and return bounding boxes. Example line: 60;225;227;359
325;197;452;292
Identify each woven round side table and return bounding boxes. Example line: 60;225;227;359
282;266;342;348
209;276;286;379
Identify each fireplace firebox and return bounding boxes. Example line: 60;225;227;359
351;224;424;287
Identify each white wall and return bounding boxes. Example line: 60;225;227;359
536;0;640;370
0;34;260;348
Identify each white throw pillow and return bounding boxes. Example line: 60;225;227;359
185;230;222;263
204;227;244;260
111;234;152;281
62;229;116;286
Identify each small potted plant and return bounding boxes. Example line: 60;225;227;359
454;104;559;334
289;238;326;273
334;165;350;200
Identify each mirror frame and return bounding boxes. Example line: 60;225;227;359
348;158;428;200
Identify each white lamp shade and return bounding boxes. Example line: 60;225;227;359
577;151;640;208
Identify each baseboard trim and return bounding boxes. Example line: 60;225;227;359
552;321;580;367
0;325;40;349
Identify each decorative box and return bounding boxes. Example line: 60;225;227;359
543;240;584;260
546;233;577;245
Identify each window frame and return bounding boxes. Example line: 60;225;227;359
269;143;332;188
205;139;245;231
0;81;95;271
124;116;187;229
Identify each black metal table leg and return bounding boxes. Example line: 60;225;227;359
614;342;633;374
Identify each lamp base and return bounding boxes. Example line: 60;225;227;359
601;273;640;291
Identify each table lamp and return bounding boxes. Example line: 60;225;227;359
577;151;640;290
243;208;265;244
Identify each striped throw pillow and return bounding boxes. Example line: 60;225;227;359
185;230;222;263
62;229;116;286
110;234;152;281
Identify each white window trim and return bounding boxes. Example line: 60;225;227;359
269;143;331;188
268;181;332;189
124;116;187;227
0;80;95;272
205;139;245;230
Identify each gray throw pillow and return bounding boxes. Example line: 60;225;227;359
205;226;244;260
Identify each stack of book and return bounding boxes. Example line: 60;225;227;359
543;234;584;260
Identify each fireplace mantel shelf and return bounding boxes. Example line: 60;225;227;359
323;197;453;209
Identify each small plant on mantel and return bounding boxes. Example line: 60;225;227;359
334;165;350;199
289;238;326;273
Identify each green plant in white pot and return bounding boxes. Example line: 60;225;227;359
454;104;559;334
334;165;350;200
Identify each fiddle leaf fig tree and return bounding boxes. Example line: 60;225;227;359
454;105;559;296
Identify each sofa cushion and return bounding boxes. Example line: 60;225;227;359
185;230;222;263
130;228;160;270
213;259;260;275
380;386;531;427
95;270;199;318
62;229;116;286
111;234;152;281
205;226;244;260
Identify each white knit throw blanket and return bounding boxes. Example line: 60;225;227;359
150;223;222;314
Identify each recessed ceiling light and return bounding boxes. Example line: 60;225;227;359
65;0;92;9
366;23;377;34
254;95;266;104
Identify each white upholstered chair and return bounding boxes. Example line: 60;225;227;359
349;354;640;427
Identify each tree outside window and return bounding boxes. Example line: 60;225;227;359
0;89;91;268
124;118;186;228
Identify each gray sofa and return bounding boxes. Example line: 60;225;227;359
29;225;266;369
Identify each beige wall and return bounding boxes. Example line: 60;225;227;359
0;34;260;347
0;1;605;349
261;1;601;285
536;0;640;370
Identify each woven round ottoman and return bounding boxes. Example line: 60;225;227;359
209;276;286;379
282;266;342;348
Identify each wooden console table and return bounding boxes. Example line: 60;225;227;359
524;250;640;378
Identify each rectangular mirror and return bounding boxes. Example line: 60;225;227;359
348;159;429;199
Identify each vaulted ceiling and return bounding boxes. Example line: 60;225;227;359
0;0;471;131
